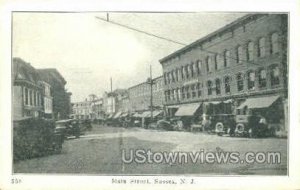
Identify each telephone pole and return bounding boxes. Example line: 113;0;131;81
150;65;153;120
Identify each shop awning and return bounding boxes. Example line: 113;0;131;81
113;112;122;119
153;110;163;117
107;114;113;119
141;111;151;118
120;112;129;117
175;103;201;116
237;95;280;109
133;112;143;117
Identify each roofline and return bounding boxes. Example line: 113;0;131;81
159;14;263;64
37;68;67;85
128;75;162;90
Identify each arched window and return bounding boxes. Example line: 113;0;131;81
270;65;280;86
271;33;279;54
258;69;267;88
207;80;213;95
247;41;254;61
236;73;244;91
224;77;231;93
215;78;221;95
224;50;230;67
247;71;255;90
258;37;265;57
236;45;243;64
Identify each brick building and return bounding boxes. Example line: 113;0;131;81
160;14;288;132
37;69;72;120
128;76;164;112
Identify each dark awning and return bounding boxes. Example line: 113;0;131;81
113;112;122;119
237;95;280;109
175;103;201;116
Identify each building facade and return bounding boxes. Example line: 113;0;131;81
72;100;93;119
160;14;288;131
128;76;164;112
40;81;53;118
12;58;44;119
37;69;72;119
102;89;128;117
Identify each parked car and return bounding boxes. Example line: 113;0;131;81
55;119;80;139
13;117;64;161
212;114;236;136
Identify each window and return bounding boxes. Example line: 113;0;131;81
185;65;190;79
271;65;280;86
214;55;218;70
177;68;181;81
224;50;230;67
163;73;167;85
207;81;212;95
197;60;202;75
197;83;202;97
175;69;178;82
191;84;196;98
177;88;181;100
248;71;255;90
25;88;28;105
236;73;244;91
34;91;36;106
258;37;266;57
181;87;185;99
258;69;267;88
215;79;221;95
190;63;194;78
236;45;243;64
247;41;254;61
186;86;190;99
193;62;197;77
216;54;223;69
206;56;212;72
271;33;279;54
171;71;175;83
29;90;33;106
224;77;231;93
181;66;185;80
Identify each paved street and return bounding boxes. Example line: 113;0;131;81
14;124;287;175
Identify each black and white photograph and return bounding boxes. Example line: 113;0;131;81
1;1;300;189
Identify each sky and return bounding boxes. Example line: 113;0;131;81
12;12;246;102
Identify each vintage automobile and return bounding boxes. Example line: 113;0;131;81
13;117;64;161
55;119;81;139
212;114;236;136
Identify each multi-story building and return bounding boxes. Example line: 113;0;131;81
128;76;164;112
160;14;288;132
102;89;128;117
72;100;93;119
12;58;44;119
37;69;72;119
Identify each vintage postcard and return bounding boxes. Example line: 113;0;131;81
1;0;300;189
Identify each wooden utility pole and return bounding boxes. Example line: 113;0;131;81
150;65;153;120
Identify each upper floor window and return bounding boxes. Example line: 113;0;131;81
185;65;190;79
224;77;231;93
215;79;221;95
258;69;267;88
193;62;197;77
247;41;254;61
177;88;181;100
206;56;212;73
186;86;191;99
29;90;33;106
224;50;230;67
247;71;255;90
207;80;213;95
258;37;266;57
271;65;280;86
177;68;181;81
236;73;244;91
190;63;194;78
216;54;223;70
181;87;185;99
214;55;218;70
271;33;279;54
236;45;243;64
197;60;202;75
171;71;175;83
181;66;185;80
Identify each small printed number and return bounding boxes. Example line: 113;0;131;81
11;178;22;184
